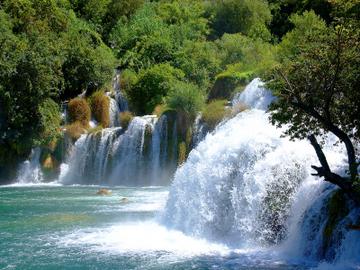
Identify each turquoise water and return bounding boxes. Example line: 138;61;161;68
0;185;309;270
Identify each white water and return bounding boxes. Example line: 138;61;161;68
61;115;178;186
162;79;359;268
16;148;43;183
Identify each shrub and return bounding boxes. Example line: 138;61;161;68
67;98;91;127
38;98;62;146
89;91;110;128
129;63;184;114
119;111;134;129
202;99;229;129
165;81;205;120
64;121;87;141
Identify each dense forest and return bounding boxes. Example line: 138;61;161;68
0;0;359;197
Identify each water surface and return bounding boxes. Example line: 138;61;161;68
0;185;310;270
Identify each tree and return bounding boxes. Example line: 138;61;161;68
267;11;360;204
61;17;116;99
210;0;272;40
128;63;184;114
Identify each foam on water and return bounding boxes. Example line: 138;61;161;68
59;221;230;257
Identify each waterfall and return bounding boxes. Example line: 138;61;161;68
113;69;129;112
162;78;358;266
108;97;120;127
61;115;178;186
16;148;43;184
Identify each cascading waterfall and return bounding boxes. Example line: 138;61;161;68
162;78;359;267
108;96;120;127
16;148;43;184
113;69;128;112
61;115;178;186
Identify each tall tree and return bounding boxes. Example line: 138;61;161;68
267;10;360;204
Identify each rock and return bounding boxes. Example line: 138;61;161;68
96;188;112;195
120;197;129;204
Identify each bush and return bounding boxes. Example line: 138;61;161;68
89;91;110;128
165;81;205;120
202;99;229;129
67;98;91;127
64;121;87;141
38;98;61;146
129;63;184;114
119;111;134;129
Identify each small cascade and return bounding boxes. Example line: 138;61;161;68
191;114;209;148
113;69;128;112
162;78;356;266
232;78;275;110
108;96;120;127
16;148;43;184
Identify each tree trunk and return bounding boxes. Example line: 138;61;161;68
308;134;360;206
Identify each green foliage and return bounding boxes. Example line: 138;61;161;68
61;18;116;99
110;3;175;71
38;98;61;146
67;98;91;127
217;33;276;76
201;100;229;129
165;81;205;120
129;64;184;114
268;11;360;140
89;91;110;128
175;41;222;90
267;9;360;201
268;0;332;39
210;0;272;40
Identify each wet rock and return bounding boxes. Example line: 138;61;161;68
96;188;112;195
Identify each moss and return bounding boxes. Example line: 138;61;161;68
89;91;110;128
323;190;349;251
208;71;253;101
88;125;103;135
119;111;134;129
67;98;91;127
65;121;87;141
178;141;187;165
202;99;230;129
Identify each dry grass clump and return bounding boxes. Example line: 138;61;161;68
67;98;91;126
64;121;87;141
202;99;230;129
178;142;187;165
152;104;166;117
119;111;134;129
89;91;110;128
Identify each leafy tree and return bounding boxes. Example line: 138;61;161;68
110;3;175;71
61;17;116;99
268;0;332;39
174;41;222;90
267;11;360;204
128;63;184;114
210;0;272;40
